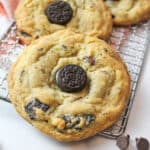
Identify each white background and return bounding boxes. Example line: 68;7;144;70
0;45;150;150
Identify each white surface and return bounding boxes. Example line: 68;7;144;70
0;15;12;39
0;46;150;150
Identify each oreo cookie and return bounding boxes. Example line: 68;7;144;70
25;98;49;120
55;64;87;92
45;1;73;25
59;114;95;131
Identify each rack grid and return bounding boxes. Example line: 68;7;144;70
0;20;150;139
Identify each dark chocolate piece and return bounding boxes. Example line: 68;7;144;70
136;137;149;150
116;135;130;150
19;70;25;83
84;56;95;66
20;31;31;37
112;14;115;19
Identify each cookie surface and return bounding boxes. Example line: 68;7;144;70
104;0;150;25
15;0;112;44
8;30;130;142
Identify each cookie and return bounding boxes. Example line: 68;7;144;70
15;0;112;44
104;0;150;25
8;30;130;141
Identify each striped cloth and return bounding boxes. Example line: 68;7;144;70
0;0;20;39
0;0;20;19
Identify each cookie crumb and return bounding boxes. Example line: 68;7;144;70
84;56;95;66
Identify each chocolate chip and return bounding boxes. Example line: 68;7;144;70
116;135;130;150
104;0;119;1
61;45;68;50
112;15;115;19
25;99;49;120
38;48;44;51
20;31;31;37
84;56;95;66
55;64;87;92
103;48;108;53
136;137;149;150
19;70;25;83
45;1;73;25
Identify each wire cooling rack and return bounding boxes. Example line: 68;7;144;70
0;20;150;139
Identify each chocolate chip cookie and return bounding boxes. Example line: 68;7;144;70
15;0;112;44
8;30;130;141
104;0;150;25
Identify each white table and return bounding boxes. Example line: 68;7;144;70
0;46;150;150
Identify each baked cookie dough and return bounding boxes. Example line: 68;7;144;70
15;0;112;44
104;0;150;25
8;30;130;142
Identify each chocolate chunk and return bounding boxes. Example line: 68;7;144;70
61;45;68;50
84;56;95;66
136;137;149;150
103;48;108;53
112;14;115;19
25;99;49;120
116;135;130;150
60;114;95;130
55;64;87;92
63;115;80;129
19;70;25;83
104;0;119;1
20;31;31;37
45;1;73;25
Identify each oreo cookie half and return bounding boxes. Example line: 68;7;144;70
45;1;73;25
25;99;49;120
55;64;87;92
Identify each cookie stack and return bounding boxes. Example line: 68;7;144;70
7;0;150;142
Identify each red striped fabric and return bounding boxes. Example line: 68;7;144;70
0;3;7;16
0;0;20;19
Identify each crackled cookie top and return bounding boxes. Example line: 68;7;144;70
104;0;150;25
15;0;112;44
8;30;130;141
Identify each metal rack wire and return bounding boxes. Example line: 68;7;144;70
99;21;150;138
0;20;150;139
